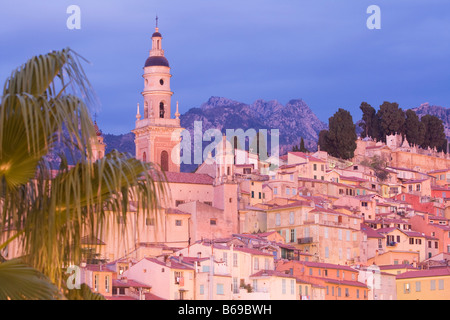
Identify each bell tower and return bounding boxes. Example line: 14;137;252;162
132;17;183;172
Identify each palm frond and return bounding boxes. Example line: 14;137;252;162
0;259;60;300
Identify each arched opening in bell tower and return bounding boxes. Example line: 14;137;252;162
144;102;148;118
161;150;169;171
159;102;165;118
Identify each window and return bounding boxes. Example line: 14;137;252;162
282;279;286;294
274;187;278;195
404;283;410;294
251;191;254;198
291;280;295;295
253;280;258;292
232;278;239;294
259;192;262;199
313;164;317;171
175;220;182;226
439;279;444;290
199;285;204;295
290;229;296;243
174;271;183;284
223;252;228;265
286;188;290;195
345;288;349;297
94;274;99;292
105;276;110;293
210;219;217;225
337;287;341;297
324;228;328;239
275;213;281;226
415;281;421;292
430;280;436;291
233;253;238;267
289;212;295;225
217;283;224;295
409;238;414;245
254;257;259;270
325;247;329;258
146;218;155;226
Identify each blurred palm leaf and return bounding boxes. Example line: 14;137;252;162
0;259;60;300
0;48;166;298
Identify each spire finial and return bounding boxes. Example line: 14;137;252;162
156;15;159;29
175;101;180;119
136;103;141;120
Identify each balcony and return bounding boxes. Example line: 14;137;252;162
298;237;314;244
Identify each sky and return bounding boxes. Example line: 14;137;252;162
1;0;450;135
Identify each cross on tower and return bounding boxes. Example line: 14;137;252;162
156;15;158;28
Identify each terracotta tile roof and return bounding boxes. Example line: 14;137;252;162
162;171;214;185
144;292;166;300
360;224;384;238
267;200;313;211
250;270;297;279
339;175;368;182
112;279;152;288
288;152;325;163
379;264;418;270
403;178;429;184
290;260;358;272
167;208;191;215
144;257;194;270
428;169;450;174
233;247;274;257
106;295;138;300
396;267;450;279
323;278;368;288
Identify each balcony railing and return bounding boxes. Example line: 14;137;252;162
298;237;314;244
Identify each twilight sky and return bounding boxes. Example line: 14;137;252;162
1;0;450;135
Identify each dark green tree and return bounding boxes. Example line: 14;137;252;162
292;137;308;153
299;137;308;152
404;109;425;146
420;114;447;150
359;102;381;141
377;101;405;141
318;129;329;152
323;108;357;160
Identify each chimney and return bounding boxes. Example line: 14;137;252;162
179;253;183;263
